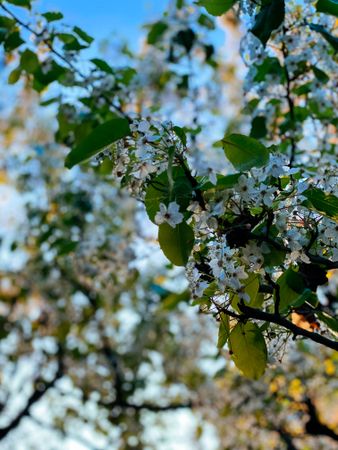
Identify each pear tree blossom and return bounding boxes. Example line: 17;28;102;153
0;0;337;384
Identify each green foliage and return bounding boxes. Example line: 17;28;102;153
91;58;114;74
145;168;193;223
173;28;196;53
254;57;283;82
276;267;306;312
217;313;230;348
250;116;267;139
316;0;338;17
229;322;267;379
7;32;24;50
0;0;337;393
158;222;194;266
312;65;330;83
6;0;31;8
303;188;338;221
73;26;94;44
196;0;238;16
198;173;241;191
232;273;261;311
222;134;270;171
310;23;338;51
42;11;64;22
65;118;130;169
147;21;168;44
316;311;338;332
251;0;285;45
20;48;39;73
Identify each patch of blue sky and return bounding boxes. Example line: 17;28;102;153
37;0;168;46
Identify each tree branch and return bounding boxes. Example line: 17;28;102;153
249;232;338;269
100;399;192;413
0;347;64;440
277;428;298;450
305;397;338;442
235;303;338;351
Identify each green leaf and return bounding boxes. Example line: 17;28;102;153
303;188;338;221
0;316;9;340
276;267;305;312
291;289;318;308
217;313;230;348
310;24;338;51
42;11;64;22
8;66;21;84
312;66;330;83
147;21;168;45
91;58;114;74
158;222;194;266
161;290;190;310
65;118;130;169
20;49;39;73
199;173;241;191
32;60;66;91
197;13;215;29
7;0;31;8
250;116;267;139
232;273;261;311
196;0;238;16
251;0;285;46
263;246;287;267
173;28;196;53
222;134;270;171
145;168;193;223
73;26;94;44
254;57;283;82
4;31;24;51
229;322;267;379
316;0;338;17
317;311;338;332
173;126;187;146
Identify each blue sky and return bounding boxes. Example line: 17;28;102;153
38;0;168;42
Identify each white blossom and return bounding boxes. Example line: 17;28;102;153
154;202;184;228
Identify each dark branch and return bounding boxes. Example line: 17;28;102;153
277;428;298;450
305;398;338;442
0;347;64;440
100;399;192;413
250;233;338;269
236;303;338;351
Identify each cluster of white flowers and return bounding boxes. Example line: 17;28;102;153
105;118;185;198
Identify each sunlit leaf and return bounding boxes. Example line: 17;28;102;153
229;322;267;379
222;134;270;171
